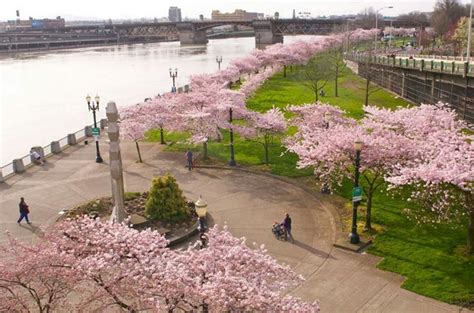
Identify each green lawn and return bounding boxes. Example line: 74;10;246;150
147;64;474;305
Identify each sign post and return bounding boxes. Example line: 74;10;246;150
352;186;362;202
92;127;100;141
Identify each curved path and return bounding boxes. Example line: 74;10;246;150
0;141;469;312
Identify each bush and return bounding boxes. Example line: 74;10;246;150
145;175;190;222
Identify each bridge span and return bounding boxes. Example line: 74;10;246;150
0;18;427;52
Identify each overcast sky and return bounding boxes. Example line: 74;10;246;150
1;0;470;21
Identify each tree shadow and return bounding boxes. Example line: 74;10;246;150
293;240;336;260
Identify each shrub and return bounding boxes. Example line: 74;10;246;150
145;175;190;222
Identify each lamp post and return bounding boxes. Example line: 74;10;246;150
228;108;236;166
389;18;393;50
86;94;103;163
195;195;208;235
374;6;393;52
467;0;473;63
169;68;178;93
349;140;362;244
216;56;223;70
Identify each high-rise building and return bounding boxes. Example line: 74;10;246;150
168;6;182;22
211;9;263;21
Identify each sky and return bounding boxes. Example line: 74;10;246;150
1;0;471;21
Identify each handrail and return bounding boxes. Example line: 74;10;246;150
345;53;474;77
0;123;95;179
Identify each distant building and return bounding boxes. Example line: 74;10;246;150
168;6;182;22
211;9;263;21
274;12;280;20
6;16;65;30
199;14;204;21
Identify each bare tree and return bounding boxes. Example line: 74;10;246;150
328;45;346;97
300;55;333;101
431;0;465;40
359;51;381;106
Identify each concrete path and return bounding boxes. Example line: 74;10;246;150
0;141;469;312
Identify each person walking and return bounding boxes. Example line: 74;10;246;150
185;149;193;171
283;213;294;243
17;197;31;224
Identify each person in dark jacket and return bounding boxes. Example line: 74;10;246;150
186;149;193;171
283;213;294;243
17;197;31;224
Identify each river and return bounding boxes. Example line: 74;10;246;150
0;36;318;165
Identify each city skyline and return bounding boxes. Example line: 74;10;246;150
1;0;464;21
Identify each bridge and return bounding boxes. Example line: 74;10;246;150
0;18;428;51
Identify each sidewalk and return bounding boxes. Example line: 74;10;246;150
0;140;470;312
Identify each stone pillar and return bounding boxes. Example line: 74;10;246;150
67;134;77;146
85;126;93;137
252;20;283;49
177;22;208;45
51;141;61;154
106;101;126;223
30;146;44;163
100;118;108;129
184;84;190;92
13;159;25;173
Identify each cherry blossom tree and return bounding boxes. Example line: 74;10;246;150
0;217;321;312
244;107;287;166
286;103;418;230
371;104;474;254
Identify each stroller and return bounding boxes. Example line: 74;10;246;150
272;222;286;240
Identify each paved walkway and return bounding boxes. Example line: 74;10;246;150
0;141;470;312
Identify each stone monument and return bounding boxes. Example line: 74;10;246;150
106;101;126;223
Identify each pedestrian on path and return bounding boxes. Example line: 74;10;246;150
17;197;31;224
283;213;294;243
186;149;193;171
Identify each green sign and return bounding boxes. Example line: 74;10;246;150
352;186;362;202
92;127;100;136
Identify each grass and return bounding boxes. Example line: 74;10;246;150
147;63;474;305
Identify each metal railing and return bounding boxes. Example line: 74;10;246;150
347;53;474;77
0;123;99;180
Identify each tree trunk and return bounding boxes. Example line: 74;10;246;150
468;208;474;255
203;142;208;160
335;67;339;97
364;188;373;231
160;127;165;145
283;65;287;77
135;141;143;163
264;144;269;165
365;77;370;106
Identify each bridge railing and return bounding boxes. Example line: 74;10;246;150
347;53;474;77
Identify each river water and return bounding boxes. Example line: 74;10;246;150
0;36;317;165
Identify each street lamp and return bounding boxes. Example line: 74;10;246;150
467;0;473;63
86;94;103;163
216;56;223;70
374;6;393;52
169;68;178;93
349;140;362;244
228;108;236;166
